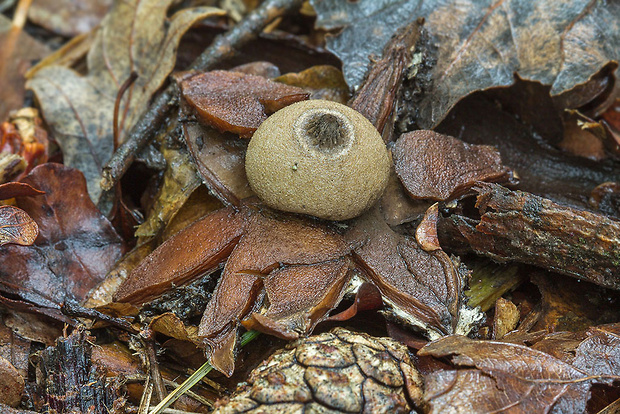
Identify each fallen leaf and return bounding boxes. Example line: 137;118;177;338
0;205;38;247
531;272;620;333
559;110;609;161
0;182;44;200
436;80;620;214
275;65;350;103
312;0;620;128
529;331;586;365
2;310;60;347
0;153;25;184
0;163;124;308
0;108;49;178
394;130;513;200
493;297;519;339
574;324;620;377
419;335;598;413
150;312;200;344
134;144;202;238
0;314;30;380
28;1;225;202
29;0;113;37
178;70;308;138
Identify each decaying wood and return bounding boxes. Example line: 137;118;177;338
34;327;126;413
440;183;620;290
348;18;423;141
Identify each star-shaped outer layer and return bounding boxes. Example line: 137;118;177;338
114;200;465;376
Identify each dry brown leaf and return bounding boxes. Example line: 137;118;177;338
393;130;513;201
178;70;308;138
0;205;37;246
28;1;225;202
275;65;350;103
420;335;598;413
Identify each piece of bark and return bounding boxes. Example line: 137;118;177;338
348;19;422;141
35;328;126;413
440;183;620;290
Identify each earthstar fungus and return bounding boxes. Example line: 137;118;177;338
245;100;391;220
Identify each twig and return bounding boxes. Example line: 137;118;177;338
12;0;32;29
114;71;139;151
141;329;168;403
61;298;138;333
100;0;305;191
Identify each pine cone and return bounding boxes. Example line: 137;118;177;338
213;328;424;413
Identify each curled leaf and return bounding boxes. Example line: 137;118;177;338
178;70;309;137
0;182;44;200
393;130;513;201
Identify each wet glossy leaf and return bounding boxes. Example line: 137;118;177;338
0;205;38;247
420;335;599;413
393;130;513;200
28;1;225;202
312;0;620;128
0;164;124;308
178;70;308;138
573;324;620;377
436;80;620;214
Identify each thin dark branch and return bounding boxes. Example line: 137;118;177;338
62;298;138;333
100;0;305;191
113;71;139;151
